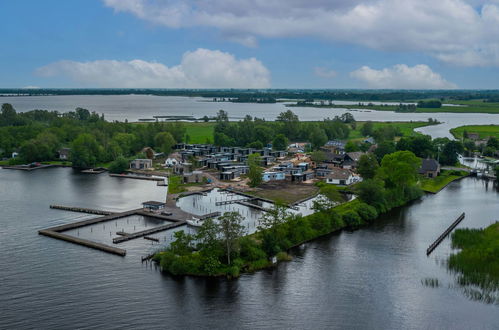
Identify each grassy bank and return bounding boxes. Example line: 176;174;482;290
181;120;432;146
450;125;499;140
288;101;499;114
449;222;499;296
419;170;469;193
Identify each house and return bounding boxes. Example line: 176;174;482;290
58;148;71;160
419;158;441;178
321;140;346;154
467;133;480;141
130;159;153;170
291;170;315;183
326;168;359;186
164;157;179;167
183;171;204;183
142;201;165;211
343;152;365;170
173;162;192;175
262;171;286;182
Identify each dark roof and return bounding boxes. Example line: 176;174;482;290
419;159;440;172
327;168;354;180
142;201;166;207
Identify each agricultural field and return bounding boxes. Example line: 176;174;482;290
450;125;499;140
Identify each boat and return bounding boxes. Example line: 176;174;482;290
186;217;203;227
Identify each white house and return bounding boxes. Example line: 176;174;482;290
262;171;286;182
325;168;361;186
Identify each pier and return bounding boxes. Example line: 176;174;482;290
113;221;186;244
426;212;465;256
50;205;115;216
109;173;164;181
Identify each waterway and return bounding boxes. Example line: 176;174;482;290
2;94;499;138
1;167;498;329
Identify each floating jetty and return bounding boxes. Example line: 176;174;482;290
426;212;465;256
216;198;255;206
109;173;164;181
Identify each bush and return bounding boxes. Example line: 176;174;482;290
356;203;378;222
108;156;128;173
342;211;363;228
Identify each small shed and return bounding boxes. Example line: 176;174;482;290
130;159;153;170
58;148;71;160
142;201;166;211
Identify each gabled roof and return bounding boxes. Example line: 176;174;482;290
346;152;365;162
326;168;354;180
419;158;440;172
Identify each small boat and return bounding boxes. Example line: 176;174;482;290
186;217;203;227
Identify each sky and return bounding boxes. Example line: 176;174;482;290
1;0;499;89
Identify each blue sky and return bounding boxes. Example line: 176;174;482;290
1;0;499;89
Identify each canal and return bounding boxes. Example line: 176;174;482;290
0;167;498;329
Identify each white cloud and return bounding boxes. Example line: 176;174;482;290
103;0;499;66
350;64;457;89
36;48;271;88
314;67;337;78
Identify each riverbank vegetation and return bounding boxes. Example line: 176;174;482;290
419;170;468;193
449;222;499;303
450;125;499;140
154;150;424;278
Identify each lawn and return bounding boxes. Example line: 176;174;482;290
419;170;468;193
450;125;499;140
247;182;319;205
184;122;216;144
349;121;431;140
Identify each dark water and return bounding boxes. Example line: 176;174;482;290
2;94;499;138
1;167;498;329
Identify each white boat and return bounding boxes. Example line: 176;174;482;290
186;217;203;227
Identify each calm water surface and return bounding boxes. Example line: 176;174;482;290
1;167;498;329
2;94;499;138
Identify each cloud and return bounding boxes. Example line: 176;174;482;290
103;0;499;66
350;64;457;89
36;48;271;88
314;67;337;78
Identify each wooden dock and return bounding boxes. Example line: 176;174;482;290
39;230;126;256
50;205;115;216
236;201;272;212
113;221;186;244
109;174;164;181
426;212;465;256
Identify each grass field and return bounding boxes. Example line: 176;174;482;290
181;121;431;145
184;122;216;144
289;100;499;114
419;170;468;193
247;182;319;204
450;125;499;139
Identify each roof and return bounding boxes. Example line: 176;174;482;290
419;158;440;172
326;168;354;180
346;152;365;162
142;201;165;206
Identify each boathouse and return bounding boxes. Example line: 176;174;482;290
142;201;166;211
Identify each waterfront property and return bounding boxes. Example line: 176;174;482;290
130;159;153;170
419;158;441;178
326;168;360;186
142;201;166;211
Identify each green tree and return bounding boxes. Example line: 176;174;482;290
0;103;17;126
247;153;263;187
355;179;386;209
218;212;245;265
71;133;101;168
108;156;129;174
357;153;379;179
310;150;326;163
345;141;360;152
170;230;195;256
361;121;374;136
377;151;421;190
154;132;176;154
276;110;299;139
308;126;328;150
374;141;396;162
440;140;464;166
272;134;288;151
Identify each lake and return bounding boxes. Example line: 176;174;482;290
2;94;499;138
1;167;498;329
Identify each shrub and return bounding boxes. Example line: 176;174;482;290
356;203;378;222
342;211;363;228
